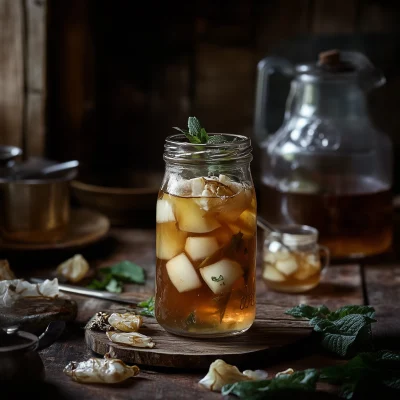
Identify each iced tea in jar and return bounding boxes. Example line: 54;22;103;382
155;125;256;337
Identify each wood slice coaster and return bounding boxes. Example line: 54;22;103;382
0;297;78;334
85;301;311;370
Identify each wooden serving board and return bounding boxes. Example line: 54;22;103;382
0;297;78;334
85;301;312;370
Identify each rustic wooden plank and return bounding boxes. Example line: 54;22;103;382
0;297;77;334
25;0;46;157
26;0;45;92
311;0;358;33
362;263;400;350
26;92;45;156
46;0;94;162
85;301;311;370
257;264;364;309
0;0;23;148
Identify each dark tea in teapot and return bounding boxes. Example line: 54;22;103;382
254;50;393;259
260;175;392;259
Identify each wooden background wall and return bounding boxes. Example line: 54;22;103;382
0;0;46;158
1;0;400;189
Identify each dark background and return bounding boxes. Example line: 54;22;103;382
4;0;400;192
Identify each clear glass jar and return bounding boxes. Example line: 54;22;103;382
262;225;329;293
155;134;257;338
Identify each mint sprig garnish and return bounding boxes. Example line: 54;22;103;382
137;296;155;317
173;116;209;144
285;304;377;357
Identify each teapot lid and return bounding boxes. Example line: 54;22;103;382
295;49;385;90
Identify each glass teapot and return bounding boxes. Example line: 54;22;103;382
254;50;393;259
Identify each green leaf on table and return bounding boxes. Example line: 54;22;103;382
100;260;146;284
285;304;331;319
327;305;376;321
87;273;113;290
285;304;377;357
137;296;155;317
221;369;319;399
311;314;376;357
105;278;123;293
321;350;400;398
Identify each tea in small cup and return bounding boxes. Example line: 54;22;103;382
262;225;329;293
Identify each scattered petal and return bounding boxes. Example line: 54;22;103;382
64;354;140;384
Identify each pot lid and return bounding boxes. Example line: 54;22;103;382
295;49;385;90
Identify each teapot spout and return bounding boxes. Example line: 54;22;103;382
340;51;386;90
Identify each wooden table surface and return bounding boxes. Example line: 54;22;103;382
4;218;400;400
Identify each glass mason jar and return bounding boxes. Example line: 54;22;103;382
262;225;329;293
155;134;257;338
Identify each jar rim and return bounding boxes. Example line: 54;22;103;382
164;134;252;164
165;133;250;147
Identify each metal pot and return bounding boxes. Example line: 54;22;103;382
0;148;79;243
0;321;65;382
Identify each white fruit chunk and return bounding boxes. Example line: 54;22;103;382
199;258;243;294
263;265;286;282
166;253;202;293
156;222;187;260
293;254;321;280
190;177;206;196
156;199;176;223
275;255;298;276
175;197;221;233
185;237;219;261
227;210;256;239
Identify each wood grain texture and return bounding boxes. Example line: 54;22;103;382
0;0;23;148
85;301;311;370
0;208;110;251
311;0;358;33
25;0;46;157
0;296;77;334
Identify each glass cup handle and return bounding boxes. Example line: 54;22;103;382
318;245;330;275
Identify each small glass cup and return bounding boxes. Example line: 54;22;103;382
262;225;329;293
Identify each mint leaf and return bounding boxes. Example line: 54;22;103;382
188;116;202;136
285;304;330;319
207;134;228;144
101;260;145;284
286;304;377;357
327;305;376;321
173;117;209;144
311;314;376;357
105;278;122;293
221;369;319;399
87;273;112;290
200;128;208;143
321;351;400;398
137;296;155;317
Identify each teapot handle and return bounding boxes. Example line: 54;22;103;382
37;320;65;351
254;57;295;144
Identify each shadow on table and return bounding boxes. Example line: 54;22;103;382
3;381;70;400
307;281;360;300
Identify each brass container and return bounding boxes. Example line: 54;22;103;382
0;179;71;243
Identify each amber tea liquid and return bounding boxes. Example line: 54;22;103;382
260;176;392;259
155;182;256;337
